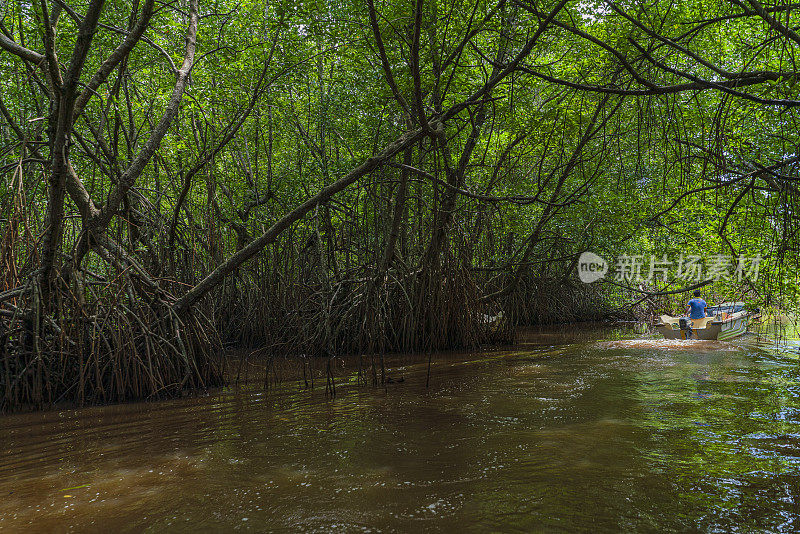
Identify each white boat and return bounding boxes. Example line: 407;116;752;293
654;302;752;341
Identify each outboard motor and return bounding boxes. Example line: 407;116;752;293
679;317;693;339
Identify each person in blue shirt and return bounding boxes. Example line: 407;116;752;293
685;290;707;319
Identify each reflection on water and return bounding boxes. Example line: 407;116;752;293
2;326;800;532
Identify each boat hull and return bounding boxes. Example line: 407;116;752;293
655;314;750;341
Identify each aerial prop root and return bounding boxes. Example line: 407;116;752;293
0;276;223;412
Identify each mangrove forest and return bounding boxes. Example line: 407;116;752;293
1;0;799;410
5;0;800;531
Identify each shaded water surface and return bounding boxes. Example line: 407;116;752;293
2;327;800;532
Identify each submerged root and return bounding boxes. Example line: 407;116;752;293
214;256;514;356
0;282;223;412
500;274;624;326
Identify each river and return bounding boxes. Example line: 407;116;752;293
2;326;800;532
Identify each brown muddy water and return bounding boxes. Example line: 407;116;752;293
2;326;800;532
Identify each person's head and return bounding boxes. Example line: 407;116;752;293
693;290;701;298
